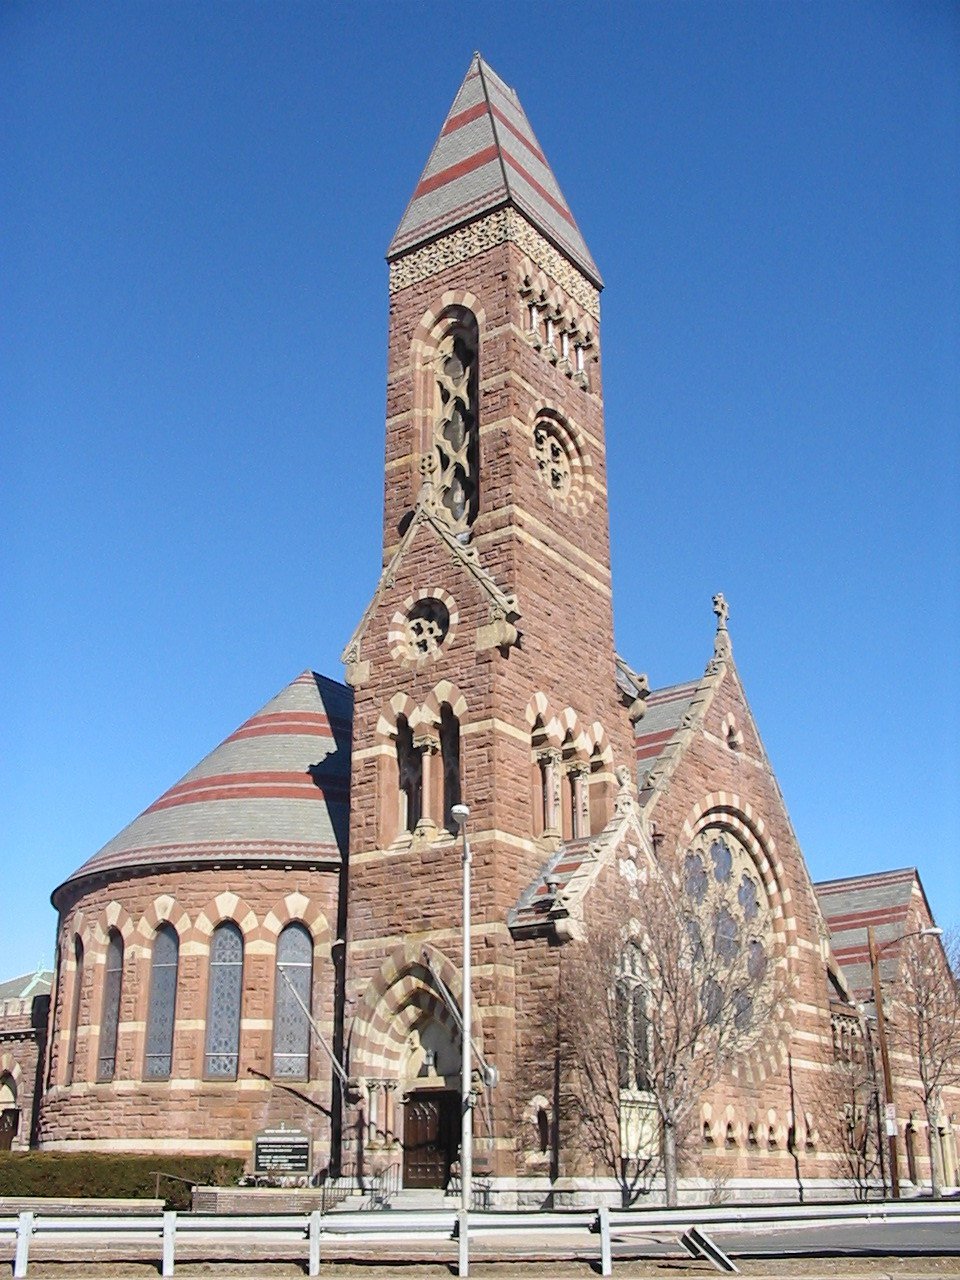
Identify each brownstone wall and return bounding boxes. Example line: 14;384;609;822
40;865;341;1170
0;995;49;1150
344;217;635;1183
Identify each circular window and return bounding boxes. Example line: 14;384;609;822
681;830;773;1037
406;598;449;657
529;412;591;516
388;590;459;667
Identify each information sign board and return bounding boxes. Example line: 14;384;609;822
254;1128;311;1175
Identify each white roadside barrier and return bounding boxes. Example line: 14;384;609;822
1;1198;958;1276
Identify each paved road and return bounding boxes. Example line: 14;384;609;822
611;1218;960;1260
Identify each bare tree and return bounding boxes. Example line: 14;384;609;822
892;928;960;1197
813;1018;884;1199
560;836;783;1206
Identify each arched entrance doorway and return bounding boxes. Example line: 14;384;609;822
399;1019;461;1189
0;1074;19;1151
348;943;482;1192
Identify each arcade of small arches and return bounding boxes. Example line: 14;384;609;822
528;696;615;843
376;683;467;845
50;894;333;1090
519;269;595;390
376;685;617;852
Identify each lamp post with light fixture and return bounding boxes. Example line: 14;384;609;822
867;924;942;1199
450;802;472;1278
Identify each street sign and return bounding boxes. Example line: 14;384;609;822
885;1103;897;1137
254;1128;311;1175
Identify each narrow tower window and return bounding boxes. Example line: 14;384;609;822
273;922;313;1080
433;313;479;532
396;715;422;834
97;930;124;1081
144;923;179;1080
440;703;461;834
204;922;244;1080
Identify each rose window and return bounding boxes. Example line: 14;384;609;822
529;412;590;514
405;598;449;658
533;420;572;496
682;831;772;1031
389;590;459;667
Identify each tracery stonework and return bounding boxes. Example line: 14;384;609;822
388;589;459;667
388;208;601;317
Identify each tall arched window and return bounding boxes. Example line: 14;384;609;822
396;715;422;834
440;703;461;834
204;922;244;1080
273;923;313;1079
432;312;479;532
65;936;84;1085
97;930;124;1081
144;923;179;1079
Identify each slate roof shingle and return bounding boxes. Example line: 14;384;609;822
388;54;602;287
814;866;920;1001
54;671;352;901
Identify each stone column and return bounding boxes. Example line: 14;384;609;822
413;733;440;837
570;763;590;838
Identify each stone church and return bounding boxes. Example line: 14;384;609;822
28;56;957;1203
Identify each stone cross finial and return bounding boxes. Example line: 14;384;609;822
712;592;729;631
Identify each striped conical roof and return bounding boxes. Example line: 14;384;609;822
388;53;602;287
54;672;352;901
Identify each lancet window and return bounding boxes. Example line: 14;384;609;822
204;922;244;1080
144;923;179;1079
617;945;652;1092
273;922;313;1080
97;930;124;1081
65;936;84;1085
396;715;422;834
432;314;479;533
440;704;461;834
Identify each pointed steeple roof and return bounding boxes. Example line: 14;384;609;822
388;54;602;287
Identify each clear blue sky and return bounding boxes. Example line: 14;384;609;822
3;2;958;978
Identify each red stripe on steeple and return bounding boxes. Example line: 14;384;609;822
413;146;499;199
441;100;548;168
502;151;577;228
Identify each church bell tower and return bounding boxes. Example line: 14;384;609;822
341;54;634;1184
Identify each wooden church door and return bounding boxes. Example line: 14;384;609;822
402;1090;458;1188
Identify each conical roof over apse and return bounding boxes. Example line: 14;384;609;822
53;672;352;903
388;53;602;288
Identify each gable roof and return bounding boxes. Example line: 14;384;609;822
815;866;924;1001
388;53;602;288
341;501;519;667
634;680;702;789
53;672;352;904
0;969;53;1003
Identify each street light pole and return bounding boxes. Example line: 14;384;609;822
451;802;472;1279
866;924;942;1200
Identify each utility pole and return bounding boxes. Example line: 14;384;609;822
868;924;900;1199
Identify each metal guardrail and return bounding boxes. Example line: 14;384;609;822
1;1199;958;1277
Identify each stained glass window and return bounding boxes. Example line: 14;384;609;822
97;931;124;1081
66;936;84;1085
204;922;243;1079
145;924;179;1079
710;838;732;883
738;873;759;921
684;852;708;903
272;923;313;1080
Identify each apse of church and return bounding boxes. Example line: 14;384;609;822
34;54;957;1204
